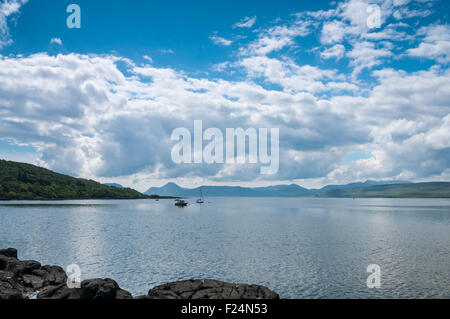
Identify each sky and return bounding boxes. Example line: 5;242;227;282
0;0;449;191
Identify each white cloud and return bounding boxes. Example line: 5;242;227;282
210;35;233;46
1;52;448;187
393;3;433;20
321;44;346;60
233;16;257;29
347;41;392;76
0;0;28;49
407;25;450;63
160;48;175;54
239;55;343;93
50;38;62;45
143;55;153;63
242;24;311;56
320;20;348;44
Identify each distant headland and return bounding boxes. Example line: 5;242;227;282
0;160;172;201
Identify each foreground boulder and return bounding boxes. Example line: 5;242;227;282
0;248;69;298
0;270;24;299
0;249;133;299
0;251;67;293
28;265;68;289
0;248;18;259
38;278;133;299
137;279;279;300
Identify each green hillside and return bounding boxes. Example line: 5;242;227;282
312;182;450;198
0;160;149;200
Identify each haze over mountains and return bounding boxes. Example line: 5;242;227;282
145;180;413;197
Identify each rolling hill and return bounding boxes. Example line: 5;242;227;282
315;180;411;192
0;160;148;200
311;182;450;198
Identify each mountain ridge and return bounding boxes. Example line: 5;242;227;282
145;180;420;198
1;160;448;199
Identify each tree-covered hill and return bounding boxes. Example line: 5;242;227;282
0;160;148;200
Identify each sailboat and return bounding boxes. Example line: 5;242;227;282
196;187;204;204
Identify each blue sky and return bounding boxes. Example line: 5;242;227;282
0;0;449;191
5;1;332;66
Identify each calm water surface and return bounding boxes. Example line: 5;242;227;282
0;198;449;298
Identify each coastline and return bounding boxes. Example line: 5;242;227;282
0;248;279;300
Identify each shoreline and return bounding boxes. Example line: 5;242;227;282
0;196;449;202
0;248;279;300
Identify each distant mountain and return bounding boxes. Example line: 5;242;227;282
104;183;124;189
312;182;450;198
316;180;411;192
145;183;310;197
0;160;148;200
144;180;450;198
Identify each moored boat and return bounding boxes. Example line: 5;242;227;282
175;199;188;207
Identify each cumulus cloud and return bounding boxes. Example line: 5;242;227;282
1;0;449;188
407;25;450;63
321;44;346;60
1;52;449;187
347;41;393;76
320;20;348;45
239;55;346;93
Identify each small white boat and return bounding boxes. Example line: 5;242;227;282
196;187;204;204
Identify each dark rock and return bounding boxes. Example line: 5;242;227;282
0;270;24;299
0;270;15;282
37;278;133;300
0;248;18;259
0;255;16;271
32;265;67;287
0;255;41;275
37;283;82;299
115;288;133;300
22;274;45;290
14;260;42;275
0;284;24;299
144;279;279;300
0;264;65;292
80;278;120;299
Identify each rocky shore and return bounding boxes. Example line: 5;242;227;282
0;248;279;300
